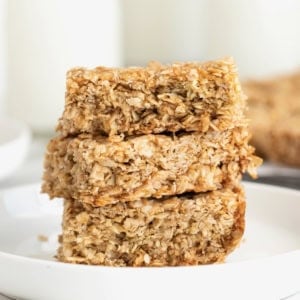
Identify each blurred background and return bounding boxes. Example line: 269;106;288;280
0;0;299;188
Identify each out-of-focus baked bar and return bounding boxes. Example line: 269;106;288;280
244;73;300;166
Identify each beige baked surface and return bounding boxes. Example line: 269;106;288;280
42;127;260;206
58;185;245;266
57;58;245;137
244;72;300;166
40;58;262;267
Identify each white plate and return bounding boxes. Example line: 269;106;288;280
0;183;299;300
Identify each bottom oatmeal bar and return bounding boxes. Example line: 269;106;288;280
58;186;245;266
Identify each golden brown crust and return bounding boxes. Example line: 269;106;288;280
42;127;261;206
57;58;245;137
57;185;245;266
244;72;300;166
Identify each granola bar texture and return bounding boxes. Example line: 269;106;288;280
42;126;259;207
244;72;300;166
41;58;261;266
57;58;245;137
58;186;245;266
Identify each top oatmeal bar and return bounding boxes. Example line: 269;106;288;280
57;58;245;137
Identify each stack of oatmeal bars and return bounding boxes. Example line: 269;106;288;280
42;58;261;266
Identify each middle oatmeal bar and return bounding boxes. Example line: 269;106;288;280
57;58;245;137
42;127;260;206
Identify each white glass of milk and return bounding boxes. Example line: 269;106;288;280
6;0;122;133
0;0;6;115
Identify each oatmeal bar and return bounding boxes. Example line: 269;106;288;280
244;72;300;166
57;185;245;266
42;127;260;206
57;58;245;137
